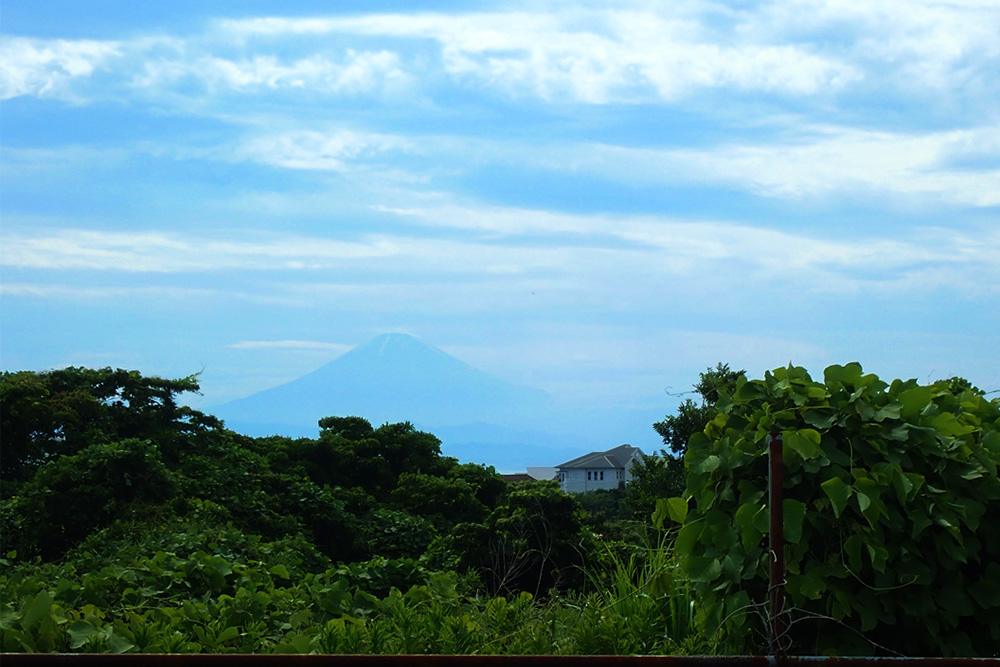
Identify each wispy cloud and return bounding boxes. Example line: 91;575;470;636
133;49;410;97
0;230;399;272
191;122;1000;206
7;3;996;115
218;10;859;102
376;201;999;277
0;36;120;100
570;126;1000;206
748;0;1000;99
227;129;413;171
228;340;352;353
4;216;996;300
0;283;220;300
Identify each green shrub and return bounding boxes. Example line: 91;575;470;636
3;439;175;559
661;363;1000;656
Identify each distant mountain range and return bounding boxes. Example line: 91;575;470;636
215;333;663;471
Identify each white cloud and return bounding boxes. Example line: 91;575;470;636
228;129;412;171
206;121;1000;206
8;3;995;110
228;340;352;353
219;11;859;102
374;202;1000;297
747;0;1000;94
0;36;120;100
537;126;1000;207
0;283;219;300
0;230;399;272
5;210;994;301
133;49;409;97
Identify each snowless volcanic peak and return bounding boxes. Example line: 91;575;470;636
217;333;550;432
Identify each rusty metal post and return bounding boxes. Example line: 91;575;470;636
768;432;787;657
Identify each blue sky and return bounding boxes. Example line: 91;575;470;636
2;0;998;419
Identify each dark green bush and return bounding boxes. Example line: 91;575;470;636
661;363;1000;656
3;439;175;559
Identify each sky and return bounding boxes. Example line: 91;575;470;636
1;0;998;420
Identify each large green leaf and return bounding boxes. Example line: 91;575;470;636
821;476;853;518
874;403;901;422
787;569;826;601
824;363;863;388
898;386;933;418
785;429;822;460
802;408;836;429
783;499;807;544
694;454;722;474
67;620;99;649
675;521;703;556
685;556;722;583
931;412;975;437
106;628;135;654
20;591;52;632
853;477;883;528
0;605;20;631
734;501;764;548
664;497;688;524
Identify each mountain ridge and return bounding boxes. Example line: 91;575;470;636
216;333;551;431
215;333;662;471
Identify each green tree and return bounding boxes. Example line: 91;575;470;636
632;364;744;522
623;451;685;521
1;367;219;484
360;508;437;560
309;417;455;499
653;363;744;456
447;463;507;509
3;439;175;559
389;472;486;529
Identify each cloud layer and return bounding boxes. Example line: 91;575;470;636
2;0;998;405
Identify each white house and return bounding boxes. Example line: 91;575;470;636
556;444;645;493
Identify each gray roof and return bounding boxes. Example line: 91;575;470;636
556;444;644;470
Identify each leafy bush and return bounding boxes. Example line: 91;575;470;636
361;509;437;560
3;439;175;559
432;482;595;597
1;365;718;655
0;547;711;654
661;363;1000;656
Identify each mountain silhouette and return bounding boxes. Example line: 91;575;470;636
217;333;552;434
215;333;664;470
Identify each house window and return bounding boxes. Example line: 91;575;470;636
599;471;604;481
587;471;591;481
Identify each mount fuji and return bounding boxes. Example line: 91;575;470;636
215;333;661;470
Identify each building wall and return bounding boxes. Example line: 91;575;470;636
558;467;625;493
623;453;643;484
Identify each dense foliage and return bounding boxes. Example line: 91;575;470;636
1;367;706;655
632;364;747;521
654;363;745;457
6;363;996;656
660;363;1000;657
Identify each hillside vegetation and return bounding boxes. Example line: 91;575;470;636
1;365;998;656
0;367;702;654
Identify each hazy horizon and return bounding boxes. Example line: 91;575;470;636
2;1;998;417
